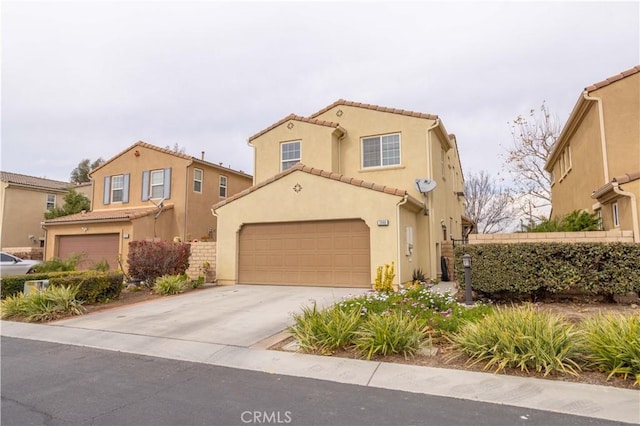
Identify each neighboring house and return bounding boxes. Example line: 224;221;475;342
544;65;640;242
0;171;75;252
43;141;253;270
213;99;467;288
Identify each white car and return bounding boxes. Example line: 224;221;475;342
0;252;42;277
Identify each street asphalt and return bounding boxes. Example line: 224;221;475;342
1;284;638;424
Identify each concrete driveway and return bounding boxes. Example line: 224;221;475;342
52;285;366;347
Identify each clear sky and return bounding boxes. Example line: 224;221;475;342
2;1;638;183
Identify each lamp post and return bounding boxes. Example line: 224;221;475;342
462;254;473;305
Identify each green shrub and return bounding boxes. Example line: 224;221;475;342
1;271;85;299
454;243;640;300
190;276;205;289
528;210;600;232
34;254;84;272
92;259;110;272
153;274;187;295
49;272;124;303
578;313;640;384
290;303;362;354
0;285;85;322
450;305;582;376
127;241;191;286
353;311;427;359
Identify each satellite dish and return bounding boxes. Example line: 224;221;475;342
414;178;437;194
150;198;165;208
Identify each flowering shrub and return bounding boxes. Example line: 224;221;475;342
373;262;395;292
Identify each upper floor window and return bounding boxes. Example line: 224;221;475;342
111;175;124;202
46;194;56;210
362;133;400;168
219;175;228;198
193;168;203;193
142;168;171;201
103;174;130;205
612;202;620;227
281;141;301;171
558;145;572;180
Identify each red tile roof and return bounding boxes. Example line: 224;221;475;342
248;114;340;142
0;171;72;191
212;163;419;210
43;204;174;225
91;141;252;178
586;65;640;92
309;99;438;121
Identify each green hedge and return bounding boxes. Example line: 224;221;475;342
454;243;640;300
1;271;123;303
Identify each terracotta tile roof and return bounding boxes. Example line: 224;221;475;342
613;171;640;184
309;99;438;121
585;65;640;92
43;204;174;225
91;141;252;178
213;163;419;210
248;114;340;142
0;171;72;191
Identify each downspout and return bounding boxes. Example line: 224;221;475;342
612;183;640;243
425;119;440;280
184;166;190;242
396;194;409;288
40;222;47;262
582;91;609;183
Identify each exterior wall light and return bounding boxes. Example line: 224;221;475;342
462;253;473;305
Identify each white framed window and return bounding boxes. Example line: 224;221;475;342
281;141;301;171
193;168;203;193
111;175;124;202
46;194;56;210
150;170;165;199
362;133;400;168
219;175;228;198
142;169;170;201
612;202;620;227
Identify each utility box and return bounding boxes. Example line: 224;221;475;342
24;280;49;295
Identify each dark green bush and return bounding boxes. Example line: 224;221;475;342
127;241;191;286
1;272;85;299
454;243;640;300
528;210;600;232
1;271;123;303
50;272;123;303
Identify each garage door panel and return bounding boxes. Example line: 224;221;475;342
57;234;119;271
239;220;370;287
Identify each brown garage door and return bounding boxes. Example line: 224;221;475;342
239;219;370;287
57;234;120;270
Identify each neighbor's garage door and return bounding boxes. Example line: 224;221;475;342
239;219;370;287
57;234;119;270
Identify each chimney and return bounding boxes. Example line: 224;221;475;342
201;151;205;160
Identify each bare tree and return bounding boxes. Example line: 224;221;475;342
503;101;561;222
165;143;186;154
464;171;515;234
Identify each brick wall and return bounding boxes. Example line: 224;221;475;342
468;230;635;244
186;242;216;282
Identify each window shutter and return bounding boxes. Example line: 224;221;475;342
163;168;171;199
103;176;111;205
122;173;130;203
141;171;150;201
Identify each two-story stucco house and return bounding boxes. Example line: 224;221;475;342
544;65;640;242
0;172;91;255
43;141;253;270
213;100;468;288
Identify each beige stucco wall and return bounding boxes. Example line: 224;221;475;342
549;73;639;228
215;170;423;286
246;105;466;282
0;183;66;248
91;144;252;241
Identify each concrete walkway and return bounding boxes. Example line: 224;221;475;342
1;284;638;424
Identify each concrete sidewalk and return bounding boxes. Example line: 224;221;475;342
1;283;638;424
